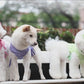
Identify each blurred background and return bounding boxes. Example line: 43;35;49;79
0;0;84;29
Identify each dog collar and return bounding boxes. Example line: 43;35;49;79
10;43;35;59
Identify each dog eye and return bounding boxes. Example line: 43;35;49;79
29;34;33;37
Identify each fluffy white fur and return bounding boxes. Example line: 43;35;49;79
0;23;6;39
0;23;8;81
45;37;83;79
9;24;45;81
45;36;84;79
70;29;84;79
34;45;50;63
67;43;81;79
45;37;69;79
2;35;11;81
62;30;84;79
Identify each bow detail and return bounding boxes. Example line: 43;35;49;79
0;39;8;58
0;39;6;50
28;46;35;56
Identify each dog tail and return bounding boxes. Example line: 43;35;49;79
55;36;60;41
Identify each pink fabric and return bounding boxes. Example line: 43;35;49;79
0;39;6;50
0;39;8;58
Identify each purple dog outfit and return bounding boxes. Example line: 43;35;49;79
9;43;35;67
10;43;35;59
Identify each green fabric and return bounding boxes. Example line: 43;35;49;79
68;43;84;64
67;51;71;60
76;49;84;64
68;43;77;53
82;34;84;38
67;43;77;61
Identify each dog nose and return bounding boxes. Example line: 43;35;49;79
34;42;37;45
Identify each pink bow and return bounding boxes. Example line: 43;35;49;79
0;39;8;58
0;39;6;50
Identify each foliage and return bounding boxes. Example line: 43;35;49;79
16;12;79;29
0;0;80;28
37;28;74;50
0;3;18;26
17;13;39;27
37;28;60;50
38;12;79;28
60;31;74;43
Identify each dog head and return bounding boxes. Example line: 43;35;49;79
22;25;38;46
75;30;84;55
0;23;6;38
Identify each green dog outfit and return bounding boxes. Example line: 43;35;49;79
68;43;84;64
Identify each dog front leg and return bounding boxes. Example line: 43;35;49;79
69;52;81;78
33;55;45;80
9;56;19;81
80;64;84;77
23;56;31;81
60;60;67;79
49;57;62;79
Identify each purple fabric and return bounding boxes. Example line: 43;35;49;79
9;58;12;67
10;43;35;59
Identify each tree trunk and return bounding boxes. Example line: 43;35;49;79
42;8;57;28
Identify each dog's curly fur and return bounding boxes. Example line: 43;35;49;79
45;37;69;79
0;23;9;81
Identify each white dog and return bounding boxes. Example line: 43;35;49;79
68;29;84;79
45;37;69;79
0;23;8;81
3;35;11;81
9;24;45;81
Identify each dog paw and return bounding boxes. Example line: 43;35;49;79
14;78;19;81
23;75;29;81
81;73;84;78
41;76;46;80
10;79;14;81
49;69;62;79
6;79;10;81
23;76;28;81
14;76;19;81
62;73;67;79
54;74;62;79
70;73;81;79
0;77;6;81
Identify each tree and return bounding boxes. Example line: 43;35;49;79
0;1;20;26
17;13;38;27
0;0;81;28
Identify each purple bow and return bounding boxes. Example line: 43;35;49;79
28;46;35;56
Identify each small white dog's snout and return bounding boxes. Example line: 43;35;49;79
34;42;37;46
31;42;37;46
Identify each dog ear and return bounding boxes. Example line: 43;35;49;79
23;26;30;32
36;28;42;32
